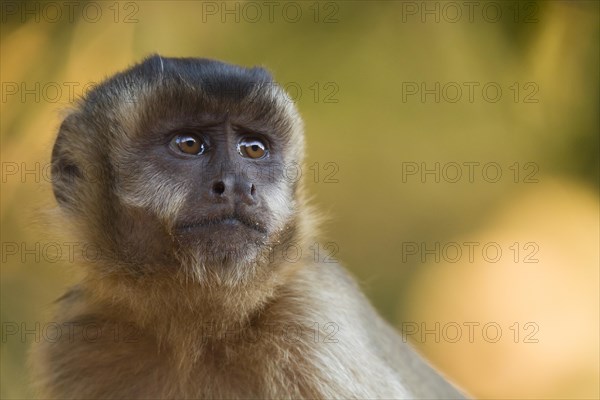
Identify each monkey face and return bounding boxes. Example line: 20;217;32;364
51;56;305;280
126;114;298;270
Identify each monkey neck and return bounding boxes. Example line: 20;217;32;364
84;263;286;337
79;267;292;375
80;205;318;359
82;220;315;347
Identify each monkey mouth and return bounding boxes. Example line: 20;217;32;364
174;213;267;235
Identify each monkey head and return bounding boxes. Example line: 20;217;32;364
50;55;306;284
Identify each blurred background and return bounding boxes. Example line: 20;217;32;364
1;1;598;398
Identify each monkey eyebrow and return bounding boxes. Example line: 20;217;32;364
169;117;225;130
231;124;270;137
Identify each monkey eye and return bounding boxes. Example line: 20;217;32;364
172;134;206;155
238;138;268;159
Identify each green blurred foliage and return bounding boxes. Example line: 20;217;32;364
1;1;598;398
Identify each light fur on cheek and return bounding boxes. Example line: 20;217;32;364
118;165;190;226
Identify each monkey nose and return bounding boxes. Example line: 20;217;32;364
210;179;257;205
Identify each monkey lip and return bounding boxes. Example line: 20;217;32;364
174;214;267;235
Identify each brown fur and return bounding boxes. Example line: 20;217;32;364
30;56;466;399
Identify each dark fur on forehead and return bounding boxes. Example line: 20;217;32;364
144;55;273;99
81;55;298;141
87;55;272;104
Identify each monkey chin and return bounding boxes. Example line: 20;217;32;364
172;218;271;275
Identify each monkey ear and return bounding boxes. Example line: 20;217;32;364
50;115;84;210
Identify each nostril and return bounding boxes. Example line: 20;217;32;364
250;184;256;196
212;181;225;195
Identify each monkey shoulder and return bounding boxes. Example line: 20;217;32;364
30;287;167;398
265;262;467;399
247;262;411;398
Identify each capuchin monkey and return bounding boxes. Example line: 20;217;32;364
30;55;467;399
